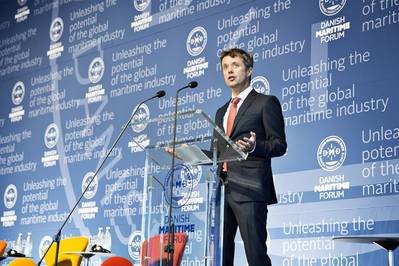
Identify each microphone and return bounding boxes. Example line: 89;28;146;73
156;90;166;98
177;81;198;92
165;81;198;265
37;89;166;266
145;90;166;102
188;81;198;88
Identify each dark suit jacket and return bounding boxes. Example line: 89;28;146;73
215;90;287;204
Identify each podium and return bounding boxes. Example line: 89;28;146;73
129;109;247;266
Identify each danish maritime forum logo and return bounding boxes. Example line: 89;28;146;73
78;172;99;220
17;0;27;5
134;0;151;11
47;17;64;59
319;0;346;16
131;0;152;32
186;26;207;57
251;76;270;95
15;0;30;23
39;235;53;258
183;26;209;79
2;184;18;227
44;123;59;149
317;135;346;172
165;164;203;212
50;17;64;42
86;57;105;103
12;81;25;105
316;0;350;44
82;172;98;200
88;57;105;84
41;123;60;167
128;231;141;263
131;103;150;133
4;184;17;209
9;81;25;123
316;136;350;201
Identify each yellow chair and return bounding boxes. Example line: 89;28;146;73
8;258;36;266
43;236;88;266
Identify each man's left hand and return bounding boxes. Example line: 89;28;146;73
235;131;256;153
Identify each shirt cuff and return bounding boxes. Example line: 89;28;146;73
249;141;256;153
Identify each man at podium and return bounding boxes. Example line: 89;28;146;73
216;48;287;266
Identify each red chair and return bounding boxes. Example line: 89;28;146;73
101;256;133;266
0;240;7;256
141;233;188;266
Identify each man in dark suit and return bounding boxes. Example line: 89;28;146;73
216;48;287;266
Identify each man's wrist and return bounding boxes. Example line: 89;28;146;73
249;141;256;153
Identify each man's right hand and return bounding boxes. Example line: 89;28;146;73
165;146;182;160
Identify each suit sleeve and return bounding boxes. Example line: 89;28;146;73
252;96;287;158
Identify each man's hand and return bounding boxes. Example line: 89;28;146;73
235;131;256;153
165;146;184;160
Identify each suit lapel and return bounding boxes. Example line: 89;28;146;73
230;89;258;136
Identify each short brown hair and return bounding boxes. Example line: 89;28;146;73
220;48;253;69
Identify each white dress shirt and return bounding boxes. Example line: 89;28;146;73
223;85;253;131
222;86;256;153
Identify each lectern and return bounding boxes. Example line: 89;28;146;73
130;109;247;266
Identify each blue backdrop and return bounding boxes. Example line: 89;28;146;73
0;0;398;265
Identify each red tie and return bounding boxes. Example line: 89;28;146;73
223;97;241;172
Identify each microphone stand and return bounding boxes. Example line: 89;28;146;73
165;82;197;266
37;90;166;266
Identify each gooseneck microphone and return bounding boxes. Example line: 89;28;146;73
177;81;198;93
165;81;198;266
37;90;166;266
155;89;166;98
188;81;198;88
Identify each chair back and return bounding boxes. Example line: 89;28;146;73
141;233;188;266
43;236;88;266
101;256;133;266
0;240;7;256
8;258;36;266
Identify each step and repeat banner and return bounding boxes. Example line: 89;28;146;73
0;0;398;265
